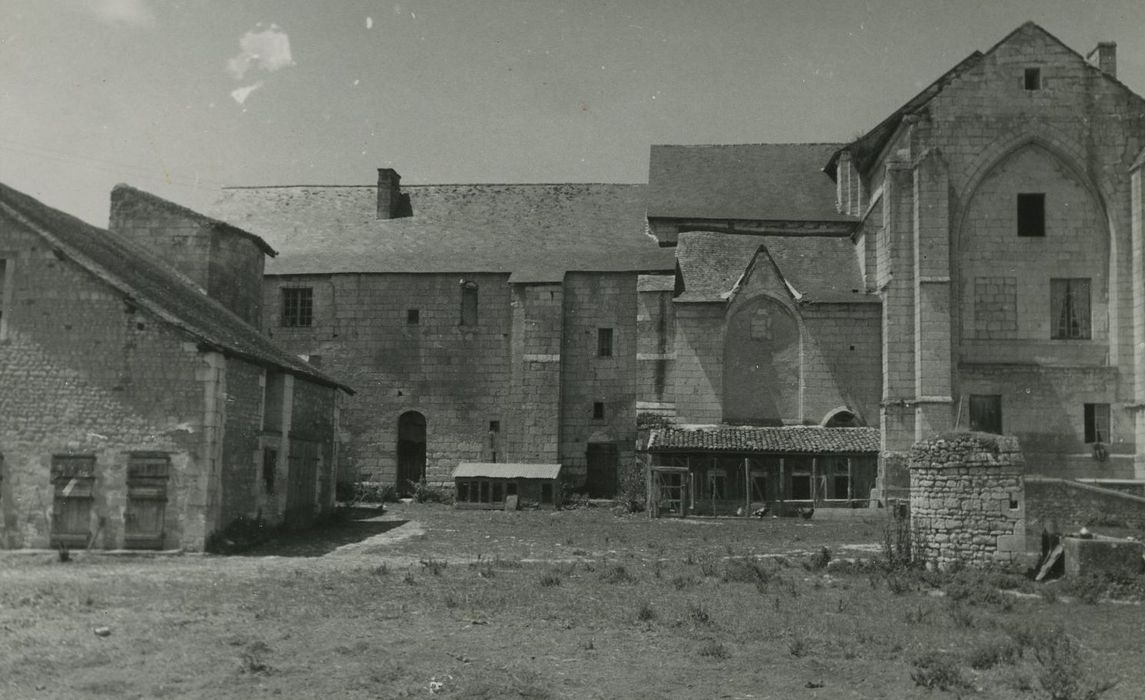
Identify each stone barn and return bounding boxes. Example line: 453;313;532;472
0;183;352;551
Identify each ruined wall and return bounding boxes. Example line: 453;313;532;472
1025;477;1145;539
909;433;1026;567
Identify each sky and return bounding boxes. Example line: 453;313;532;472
2;0;1145;227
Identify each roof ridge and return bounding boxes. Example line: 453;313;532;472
222;182;646;190
652;142;845;148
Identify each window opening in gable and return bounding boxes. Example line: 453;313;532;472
592;402;605;420
460;282;478;326
1024;67;1041;90
1084;403;1110;444
1017;193;1045;237
1051;278;1091;339
281;287;313;327
969;394;1003;434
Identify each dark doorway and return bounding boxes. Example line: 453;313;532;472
397;411;427;496
585;442;618;498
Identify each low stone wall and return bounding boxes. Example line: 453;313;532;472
909;433;1026;568
1026;477;1145;540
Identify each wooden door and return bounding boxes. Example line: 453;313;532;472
585;443;618;498
285;440;319;528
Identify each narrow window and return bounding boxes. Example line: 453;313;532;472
593;402;605;420
460;282;478;326
457;480;469;503
1024;67;1041;90
1084;403;1111;443
489;420;500;433
1017;193;1045;237
407;308;420;325
969;394;1003;434
262;448;277;493
1051;278;1091;339
597;328;614;357
281;287;313;327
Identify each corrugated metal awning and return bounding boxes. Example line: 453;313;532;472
453;463;563;480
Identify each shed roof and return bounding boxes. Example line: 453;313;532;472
646;426;880;455
0;182;352;393
647;143;854;222
453;463;563;480
209;183;675;282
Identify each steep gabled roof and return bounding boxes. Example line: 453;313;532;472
646;426;880;454
209;183;675;283
828;22;1145;179
673;231;875;304
647;143;854;222
825;51;984;179
0;182;352;394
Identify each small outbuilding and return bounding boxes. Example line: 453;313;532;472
452;463;563;510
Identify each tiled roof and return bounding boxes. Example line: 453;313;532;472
647;426;880;454
647;143;855;222
209;183;676;282
0;182;352;393
674;231;876;304
453;463;562;480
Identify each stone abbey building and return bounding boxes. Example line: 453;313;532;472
199;21;1145;508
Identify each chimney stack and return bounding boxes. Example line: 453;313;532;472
1087;42;1117;78
377;168;402;219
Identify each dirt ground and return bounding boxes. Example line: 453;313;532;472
1;504;1143;699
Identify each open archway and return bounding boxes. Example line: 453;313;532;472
396;411;426;495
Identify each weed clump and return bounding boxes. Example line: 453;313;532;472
699;640;730;660
910;651;969;691
539;573;561;588
635;601;656;622
600;565;636;584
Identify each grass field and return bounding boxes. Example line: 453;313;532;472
1;504;1143;699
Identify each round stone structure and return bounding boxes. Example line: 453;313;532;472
909;432;1026;568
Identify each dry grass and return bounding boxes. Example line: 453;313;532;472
0;503;1142;699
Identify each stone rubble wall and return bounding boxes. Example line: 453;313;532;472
909;432;1026;567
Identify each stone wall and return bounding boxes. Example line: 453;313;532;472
909;433;1026;567
1026;477;1145;538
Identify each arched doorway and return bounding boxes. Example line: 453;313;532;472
397;411;426;495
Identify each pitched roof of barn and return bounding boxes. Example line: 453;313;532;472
646;426;880;454
647;143;854;223
453;463;563;480
209;183;676;283
0;182;352;394
674;231;876;304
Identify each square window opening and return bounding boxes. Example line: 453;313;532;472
592;402;605;420
1084;403;1110;444
1017;193;1045;237
1051;278;1091;339
407;308;420;325
281;287;313;327
1024;67;1041;90
969;394;1003;434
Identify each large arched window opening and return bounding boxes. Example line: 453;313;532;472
723;297;801;425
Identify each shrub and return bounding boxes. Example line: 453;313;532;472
968;638;1021;670
600;565;636;584
419;558;447;576
882;513;912;570
615;460;647;513
411;480;452;504
721;558;772;585
539;574;561;588
803;546;831;572
699;640;731;660
910;651;969;691
635;601;656;622
687;602;711;625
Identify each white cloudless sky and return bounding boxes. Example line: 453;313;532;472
2;0;1144;226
